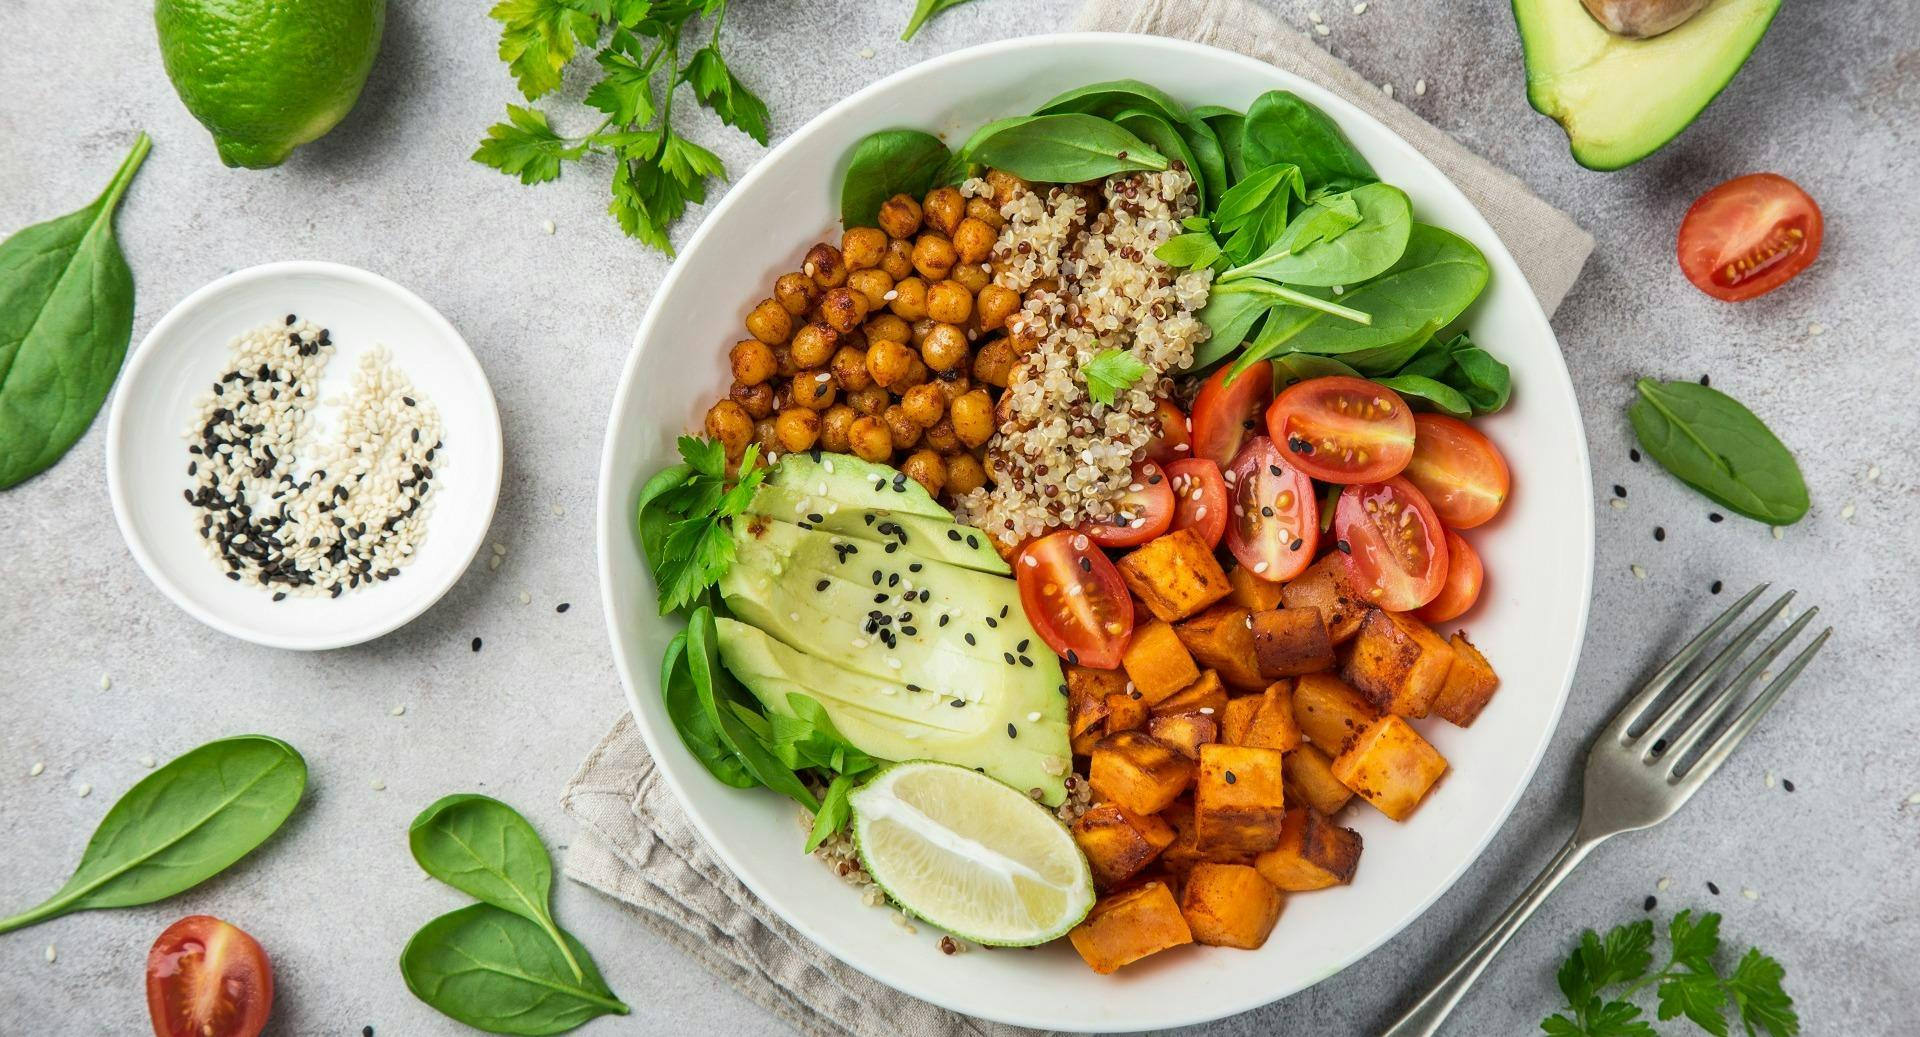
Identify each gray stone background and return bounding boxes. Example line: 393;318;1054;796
2;0;1915;1033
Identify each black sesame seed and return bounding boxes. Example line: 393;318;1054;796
1004;652;1017;665
1017;638;1030;652
1630;448;1641;463
226;571;241;581
871;571;882;585
1290;538;1304;551
1699;374;1710;386
1782;779;1796;792
1066;649;1079;664
1129;690;1142;700
556;602;571;613
919;589;930;602
1287;436;1315;456
967;535;980;549
950;699;965;708
902;626;917;636
403;396;416;407
1335;539;1351;554
1224;771;1237;784
1613;484;1626;498
808;513;825;523
909;563;923;573
817;579;830;591
865;514;877;526
1000;605;1009;618
1006;723;1017;738
948;529;962;541
1261;506;1274;517
888;573;899;587
1644;895;1657;912
873;593;888;604
1654;527;1666;542
1707;882;1720;895
364;1027;374;1037
1019;656;1033;667
285;314;297;326
1709;512;1724;523
272;592;287;602
1711;580;1723;595
985;616;998;628
1078;556;1092;572
965;633;977;646
471;637;483;652
884;542;899;554
938;614;949;627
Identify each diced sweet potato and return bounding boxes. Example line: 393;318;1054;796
1071;724;1104;757
1241;680;1302;752
1158;796;1205;876
1151;669;1228;717
1281;554;1366;643
1068;881;1193;974
1227;564;1284;611
1431;633;1500;727
1251;607;1335;678
1179;862;1284;950
1173;603;1266;691
1089;731;1195;815
1194;743;1288;856
1332;715;1448;821
1342;609;1457;719
1073;803;1177;889
1284;742;1354;815
1254;807;1363;891
1121;620;1200;704
1066;664;1123;738
1219;696;1261;745
1291;672;1381;756
1105;692;1148;733
1148;711;1218;758
1118;528;1232;622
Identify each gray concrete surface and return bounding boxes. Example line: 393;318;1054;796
3;1;1916;1034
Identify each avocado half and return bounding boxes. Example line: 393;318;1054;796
1513;0;1782;170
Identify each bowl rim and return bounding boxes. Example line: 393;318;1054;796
597;31;1594;1029
105;259;504;652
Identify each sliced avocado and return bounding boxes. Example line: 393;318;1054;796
1514;0;1780;170
717;619;1068;804
766;451;951;521
748;483;1009;575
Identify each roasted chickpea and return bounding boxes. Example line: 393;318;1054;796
972;338;1014;387
819;287;870;333
888;277;929;320
848;385;890;417
820;404;857;452
946;451;988;496
841;226;887;271
745;298;792;345
923;417;961;453
951;217;996;265
902;449;947;497
921;322;970;372
752;416;779;454
865;338;914;389
789;322;838;368
950;389;994;448
986;170;1030;207
922;186;965;236
774;272;819;316
863;313;910;344
926;280;973;325
934;370;972;402
729;338;777;385
830;346;872;391
1008;314;1044;354
952;261;990;294
898;356;931;391
976;284;1020;331
804;243;848;288
877;193;923;240
705;399;753;458
883;404;922;449
772;381;795;411
901;382;948;427
730;380;775;419
791;369;838;410
965;196;1005;231
846;268;893;311
848;416;893;462
911;233;957;281
775;407;820;453
880;237;914;280
772;342;799;378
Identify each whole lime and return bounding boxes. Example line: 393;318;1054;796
155;0;387;168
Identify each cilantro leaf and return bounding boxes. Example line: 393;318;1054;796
489;0;602;99
682;46;771;145
1727;949;1797;1037
1658;970;1729;1036
472;105;585;185
1080;349;1150;406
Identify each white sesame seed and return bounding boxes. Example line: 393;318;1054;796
542;219;556;235
390;705;406;716
551;503;565;517
77;783;92;797
859;47;875;59
1866;464;1880;481
1199;707;1215;715
1907;792;1920;805
1807;322;1825;336
488;555;502;571
1764;771;1775;787
139;755;156;768
29;762;44;777
1027;711;1042;722
882;289;898;301
1331;284;1345;295
1308;10;1323;22
45;945;55;964
1253;561;1269;574
1381;81;1394;97
370;779;387;791
518;590;531;605
1610;498;1628;510
823;459;835;474
98;673;111;691
1353;1;1367;11
1771;526;1784;540
1657;876;1671;892
1631;564;1647;580
886;658;902;670
1841;502;1856;520
1315;21;1331;35
1195;505;1207;520
852;638;868;649
789;612;800;622
1415;78;1427;96
1741;887;1758;900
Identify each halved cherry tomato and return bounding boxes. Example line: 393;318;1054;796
1166;457;1228;549
1266;376;1415;483
1083;461;1175;548
1142;398;1192;464
1333;477;1448;612
1223;437;1318;581
1017;530;1134;669
1415;529;1483;623
1677;173;1823;302
1403;413;1511;529
147;915;273;1037
1190;361;1272;468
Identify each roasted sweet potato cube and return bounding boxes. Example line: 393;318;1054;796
1071;724;1104;757
1332;715;1448;821
1151;669;1228;717
1284;742;1353;815
1179;862;1284;949
1118;528;1232;622
1219;695;1261;745
1291;672;1381;756
1281;554;1366;643
1431;633;1500;727
1251;607;1335;678
1173;602;1266;691
1066;664;1123;738
1342;609;1457;718
1227;564;1284;611
1121;619;1199;704
1073;803;1177;889
1158;796;1204;876
1242;681;1302;752
1105;692;1148;733
1149;711;1218;758
1068;881;1193;974
1089;731;1195;815
1194;743;1288;856
1255;807;1363;891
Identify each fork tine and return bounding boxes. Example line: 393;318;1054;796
1672;624;1832;795
1659;605;1818;770
1635;591;1795;758
1602;583;1768;742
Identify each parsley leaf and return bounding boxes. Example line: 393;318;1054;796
585;45;656;125
1156;230;1223;271
1080;348;1150;406
1658;971;1729;1036
489;0;602;99
1542;912;1795;1037
472;105;584;185
1727;950;1797;1037
1669;911;1722;971
682;45;771;145
638;437;766;613
901;0;978;40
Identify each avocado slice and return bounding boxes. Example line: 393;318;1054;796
747;482;1009;575
1514;0;1781;170
766;451;951;521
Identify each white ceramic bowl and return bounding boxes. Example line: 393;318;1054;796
598;34;1593;1031
108;261;502;651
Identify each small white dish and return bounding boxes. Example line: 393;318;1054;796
107;261;502;651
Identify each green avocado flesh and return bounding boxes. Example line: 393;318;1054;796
1514;0;1780;170
766;451;951;521
747;483;1009;574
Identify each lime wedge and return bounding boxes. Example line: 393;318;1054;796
849;761;1094;946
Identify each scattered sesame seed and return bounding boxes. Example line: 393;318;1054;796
1381;81;1393;97
1741;887;1758;900
1765;771;1775;788
1315;21;1331;35
886;658;902;670
556;602;570;613
551;503;565;517
1711;580;1723;594
1308;9;1322;22
1027;711;1042;722
1630;448;1641;463
1707;881;1720;895
471;637;483;652
1906;791;1920;806
77;784;92;798
98;673;111;691
371;779;387;791
1771;526;1784;540
45;945;55;964
1654;526;1666;542
1631;564;1647;580
518;590;531;605
1415;78;1427;96
1643;895;1657;912
1867;465;1881;481
391;705;407;716
1709;512;1724;523
1807;322;1825;336
493;542;508;556
1613;484;1626;498
1224;771;1237;784
1657;877;1671;892
542;219;556;235
1841;502;1856;520
1006;723;1017;739
859;46;875;59
139;755;157;768
1782;778;1795;792
1352;0;1367;11
29;762;44;777
1609;498;1628;511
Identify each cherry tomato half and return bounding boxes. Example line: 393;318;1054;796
1403;413;1511;529
1415;529;1483;623
147;915;273;1037
1017;530;1134;669
1223;437;1319;581
1677;173;1823;302
1266;376;1415;483
1333;477;1449;612
1166;457;1228;549
1190;361;1273;469
1142;398;1192;465
1084;461;1174;548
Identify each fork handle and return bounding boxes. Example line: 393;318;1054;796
1377;834;1604;1037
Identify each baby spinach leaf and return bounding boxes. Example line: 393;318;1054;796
771;693;880;777
1178;118;1229;205
840;129;950;228
1190;105;1247;184
805;773;857;853
0;132;150;489
1241;90;1376;193
409;794;584;982
1391;332;1512;414
688;606;819;811
1035;79;1190;122
401;903;630;1036
1629;379;1808;525
900;0;976;40
661;629;756;788
1271;353;1361;387
0;734;305;934
1374;374;1474;418
963;114;1167;183
1225;182;1412;287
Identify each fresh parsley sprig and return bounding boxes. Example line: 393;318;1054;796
635;436;766;614
475;0;770;254
1544;911;1798;1037
1080;348;1151;406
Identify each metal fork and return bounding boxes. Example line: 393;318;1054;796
1379;585;1831;1037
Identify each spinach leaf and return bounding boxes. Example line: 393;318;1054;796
0;132;150;489
805;773;857;853
963;114;1167;183
0;734;305;934
1226;182;1412;287
687;606;819;811
771;693;881;777
900;0;975;40
1190;105;1248;184
1374;374;1474;417
1629;379;1808;525
840;129;950;228
1241;90;1376;193
409;794;584;982
1193;287;1275;368
1212;162;1305;265
661;629;756;787
401;904;629;1036
1390;332;1512;414
1271;353;1361;387
1112;109;1205;207
1035;79;1189;122
1177;118;1229;205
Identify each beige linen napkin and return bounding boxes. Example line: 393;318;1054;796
561;4;1594;1036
